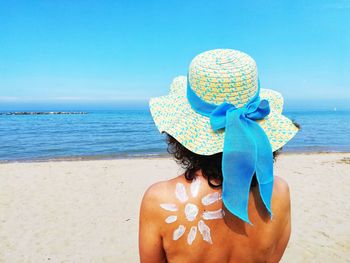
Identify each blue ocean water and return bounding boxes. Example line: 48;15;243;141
0;109;349;162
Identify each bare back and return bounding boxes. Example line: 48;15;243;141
139;172;291;263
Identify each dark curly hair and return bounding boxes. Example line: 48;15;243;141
166;134;281;189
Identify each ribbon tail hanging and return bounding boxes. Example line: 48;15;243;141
247;119;274;217
221;109;257;224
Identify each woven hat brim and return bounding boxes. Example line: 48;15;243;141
149;76;298;155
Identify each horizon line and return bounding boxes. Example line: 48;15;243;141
1;97;350;103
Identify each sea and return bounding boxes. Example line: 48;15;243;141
0;108;349;162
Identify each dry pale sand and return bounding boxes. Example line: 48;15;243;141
0;153;349;263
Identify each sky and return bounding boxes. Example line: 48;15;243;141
0;0;349;110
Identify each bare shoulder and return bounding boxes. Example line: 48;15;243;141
140;176;182;216
142;175;181;201
139;178;182;262
273;176;290;199
141;180;169;211
272;176;291;217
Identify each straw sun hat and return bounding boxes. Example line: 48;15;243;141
149;49;299;223
149;49;298;155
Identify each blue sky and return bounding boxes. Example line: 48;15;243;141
0;0;349;109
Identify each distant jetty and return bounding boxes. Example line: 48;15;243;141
0;112;88;115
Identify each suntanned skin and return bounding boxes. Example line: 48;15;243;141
139;171;291;263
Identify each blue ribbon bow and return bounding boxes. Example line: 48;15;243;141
187;79;274;224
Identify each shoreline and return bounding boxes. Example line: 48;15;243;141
1;150;350;164
0;153;170;164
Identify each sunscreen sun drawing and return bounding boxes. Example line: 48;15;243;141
160;179;225;245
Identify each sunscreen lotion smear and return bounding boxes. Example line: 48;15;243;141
160;180;223;245
187;226;197;245
175;183;188;203
190;178;201;198
173;225;186;240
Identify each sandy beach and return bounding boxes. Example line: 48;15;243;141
0;153;349;262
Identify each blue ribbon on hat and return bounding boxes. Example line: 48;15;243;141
186;79;274;224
